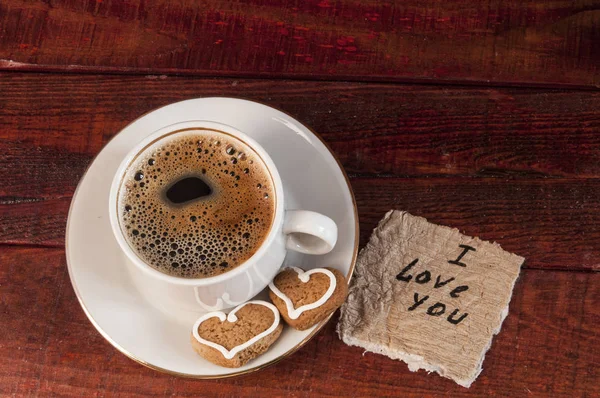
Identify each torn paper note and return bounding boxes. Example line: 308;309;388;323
338;210;524;387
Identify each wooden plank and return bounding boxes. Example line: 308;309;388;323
353;178;600;272
0;0;599;87
1;74;600;270
2;177;600;271
0;246;597;396
0;197;70;246
2;74;600;184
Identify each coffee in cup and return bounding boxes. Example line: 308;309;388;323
116;128;276;279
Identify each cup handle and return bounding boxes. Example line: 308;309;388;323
283;210;338;255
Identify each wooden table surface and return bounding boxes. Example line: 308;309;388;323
1;1;599;397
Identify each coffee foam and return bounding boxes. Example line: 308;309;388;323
117;129;275;279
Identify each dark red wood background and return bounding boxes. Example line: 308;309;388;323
0;1;598;397
1;0;600;87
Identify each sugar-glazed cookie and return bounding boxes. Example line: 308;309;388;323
268;267;348;330
190;300;283;368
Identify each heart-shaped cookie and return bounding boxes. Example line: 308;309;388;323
268;267;348;330
190;300;283;368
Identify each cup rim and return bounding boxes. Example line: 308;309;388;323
108;120;284;286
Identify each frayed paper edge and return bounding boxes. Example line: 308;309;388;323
337;209;525;388
340;334;476;387
338;283;522;388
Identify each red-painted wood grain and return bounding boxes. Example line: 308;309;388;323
2;74;600;183
0;0;599;87
1;246;597;397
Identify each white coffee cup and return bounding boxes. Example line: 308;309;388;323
108;121;337;313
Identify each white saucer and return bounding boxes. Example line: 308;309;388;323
66;98;358;378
